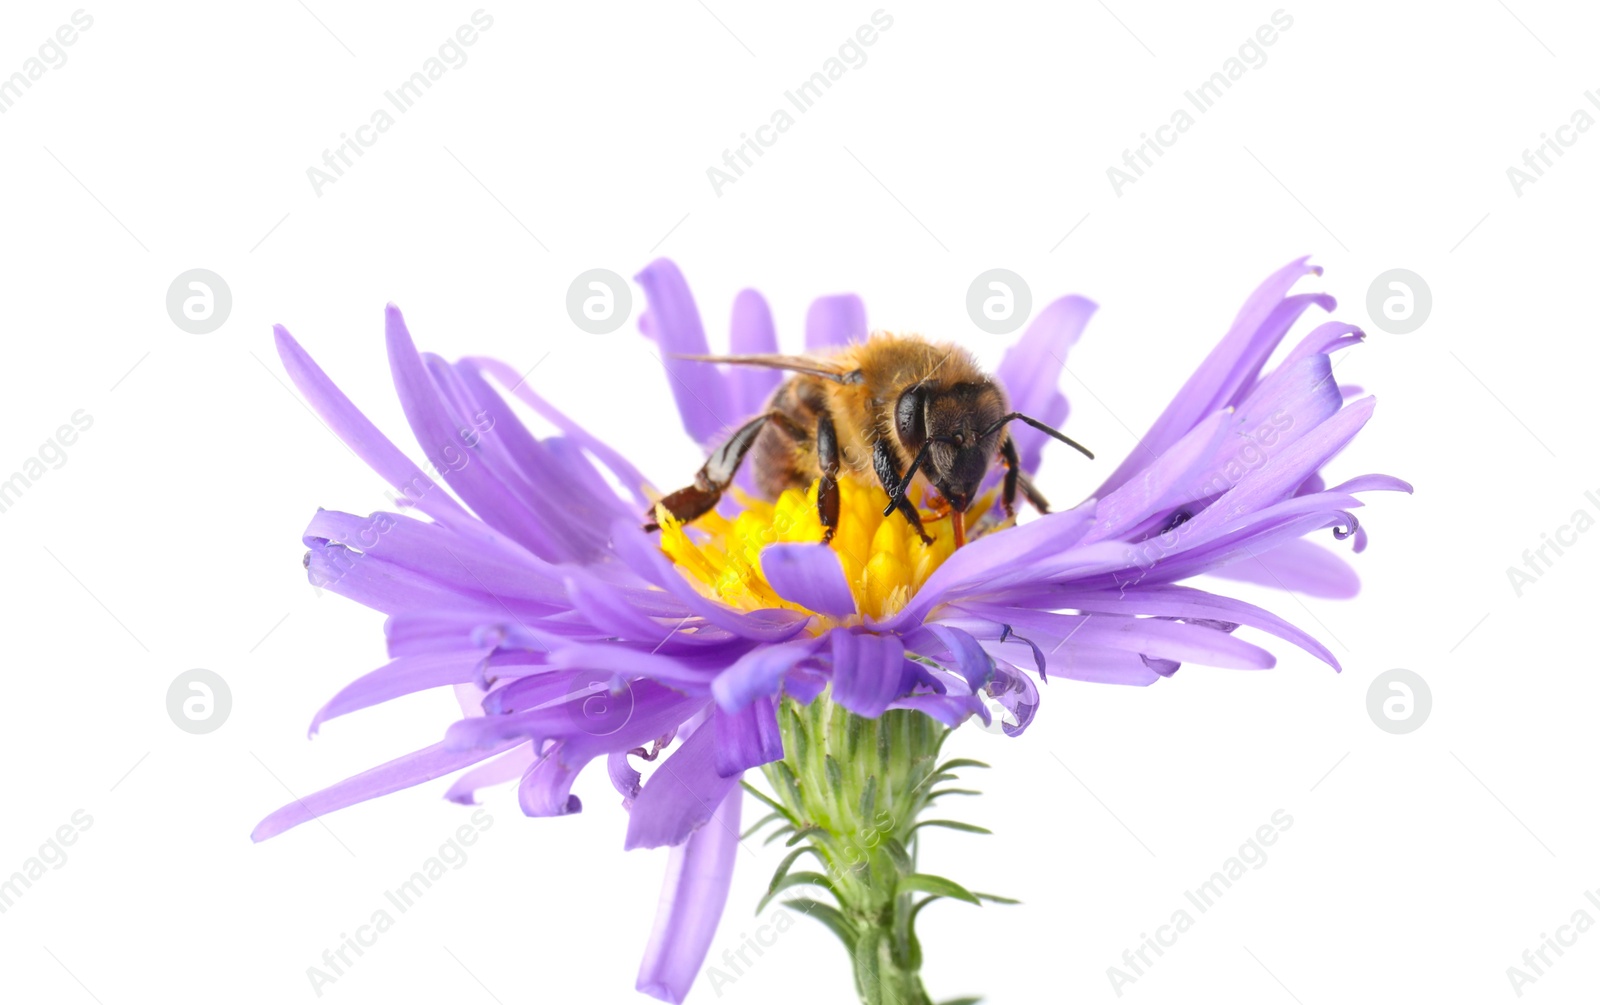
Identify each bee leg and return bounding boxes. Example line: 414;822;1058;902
816;414;841;545
1000;434;1051;518
644;412;803;531
872;439;934;546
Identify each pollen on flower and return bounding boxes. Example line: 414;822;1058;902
655;473;992;621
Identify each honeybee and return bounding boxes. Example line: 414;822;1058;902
644;333;1092;547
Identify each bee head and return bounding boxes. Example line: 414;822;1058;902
893;381;1007;512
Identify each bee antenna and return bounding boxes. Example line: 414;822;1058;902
982;412;1094;460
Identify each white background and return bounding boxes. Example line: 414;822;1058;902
1;1;1595;1003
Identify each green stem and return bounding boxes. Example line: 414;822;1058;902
760;694;952;1005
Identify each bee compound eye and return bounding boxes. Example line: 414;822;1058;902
894;387;926;446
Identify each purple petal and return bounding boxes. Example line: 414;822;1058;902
310;649;493;734
1083;411;1230;544
1178;396;1377;543
518;743;586;816
252;739;518;841
1204;538;1360;598
729;288;782;417
1133;353;1346;522
988;659;1041;736
444;744;535;804
306;542;511;617
804;293;866;351
559;569;713;655
891;693;983;728
304;508;566;608
966;636;1164;686
544;643;724;691
761;543;855;617
609;520;814;642
470;356;653;509
444;361;625;559
829;631;910;718
482;669;589;715
273;325;471;527
625;719;742;850
636;259;736;447
1268;321;1364;383
713;697;784;777
994;295;1097;474
1021;583;1338;670
636;786;741;1003
610;750;646;803
1219;291;1338;411
446;679;700;753
918;624;996;690
712;634;826;712
386;305;552;554
1046;650;1164;685
1325;473;1414;496
1092;259;1326;497
947;607;1275;670
883;506;1096;630
1121;492;1366;588
425;355;585;562
784;666;829;704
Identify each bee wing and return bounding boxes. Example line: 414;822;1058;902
672;353;861;384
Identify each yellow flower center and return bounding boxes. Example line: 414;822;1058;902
656;474;996;622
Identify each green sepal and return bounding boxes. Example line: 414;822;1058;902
757;871;839;914
765;845;822;895
976;892;1021;905
784;897;858;950
897;873;983;905
769;759;805;815
858;774;879;822
740;780;796;824
934;758;990;773
741;810;787;840
926;788;983;802
882;836;913;871
910;819;993;835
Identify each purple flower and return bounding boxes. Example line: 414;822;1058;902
254;256;1407;1002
